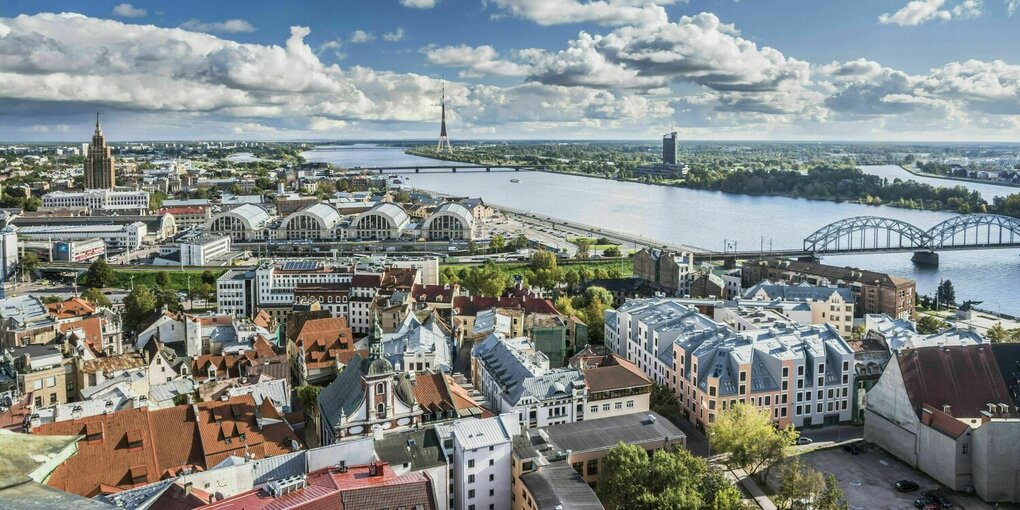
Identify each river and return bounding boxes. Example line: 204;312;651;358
303;146;1020;315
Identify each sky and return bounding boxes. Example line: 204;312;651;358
1;0;1019;142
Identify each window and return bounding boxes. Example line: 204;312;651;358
782;367;789;378
587;459;599;476
590;405;597;413
626;400;634;408
489;473;494;481
603;404;610;412
468;474;475;483
614;402;622;410
468;459;475;468
962;443;969;454
468;489;475;499
489;489;494;497
489;459;494;466
376;382;385;394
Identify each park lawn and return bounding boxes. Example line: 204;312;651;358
78;269;225;292
441;258;633;280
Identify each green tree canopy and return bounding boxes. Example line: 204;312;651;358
916;315;946;335
711;403;798;484
155;271;171;288
123;285;157;331
156;288;184;314
597;442;747;510
201;270;217;286
81;287;112;308
84;259;117;288
603;246;622;258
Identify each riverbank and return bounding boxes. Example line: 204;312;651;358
898;164;1020;190
406;149;1016;218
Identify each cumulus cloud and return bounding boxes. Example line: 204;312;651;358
1007;0;1019;15
0;12;671;138
400;0;438;8
424;45;534;77
878;0;982;26
486;0;679;27
111;3;146;18
349;30;374;43
383;28;406;42
180;18;255;34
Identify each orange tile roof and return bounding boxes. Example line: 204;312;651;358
33;396;301;497
47;297;97;319
80;353;147;375
60;316;104;353
294;317;357;369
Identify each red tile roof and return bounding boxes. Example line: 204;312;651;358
452;296;558;317
199;463;435;510
47;297;97;319
60;316;104;354
294;317;357;370
582;355;653;393
410;284;458;304
32;395;301;497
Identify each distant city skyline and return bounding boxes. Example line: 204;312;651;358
1;1;1019;142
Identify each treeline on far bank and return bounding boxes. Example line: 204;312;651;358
682;164;1020;217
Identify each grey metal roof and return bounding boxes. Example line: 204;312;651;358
319;353;366;429
252;451;305;484
742;280;854;303
374;428;448;471
537;411;685;454
148;378;196;404
520;461;604;510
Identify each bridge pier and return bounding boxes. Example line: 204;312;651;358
911;251;939;267
486;167;491;172
452;167;457;173
415;168;420;173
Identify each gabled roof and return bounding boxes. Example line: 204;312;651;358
319;353;367;429
582;355;652;393
47;297;97;319
452;296;558;317
898;345;1017;420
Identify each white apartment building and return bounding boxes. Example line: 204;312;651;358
41;189;150;213
437;414;520;510
742;280;856;336
471;333;587;429
17;222;146;251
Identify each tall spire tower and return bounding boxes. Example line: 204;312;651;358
437;82;452;151
84;113;116;189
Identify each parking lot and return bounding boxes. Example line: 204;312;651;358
795;442;1012;510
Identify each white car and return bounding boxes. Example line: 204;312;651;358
796;437;814;445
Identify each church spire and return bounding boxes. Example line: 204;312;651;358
368;311;384;359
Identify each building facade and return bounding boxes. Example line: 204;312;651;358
41;189;149;214
83;115;115;189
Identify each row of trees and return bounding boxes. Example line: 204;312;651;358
439;251;627;298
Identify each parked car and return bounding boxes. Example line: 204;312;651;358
914;498;939;510
895;480;920;492
922;490;953;508
842;443;862;454
796;437;813;445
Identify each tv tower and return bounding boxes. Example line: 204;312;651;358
437;82;452;151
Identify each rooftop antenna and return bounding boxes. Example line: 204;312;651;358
437;81;452;152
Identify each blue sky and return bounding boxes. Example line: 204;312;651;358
1;0;1019;141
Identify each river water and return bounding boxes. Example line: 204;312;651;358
303;146;1020;315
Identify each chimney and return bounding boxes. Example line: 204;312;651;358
184;482;193;496
942;404;951;414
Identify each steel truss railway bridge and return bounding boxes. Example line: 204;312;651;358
695;214;1020;266
353;164;545;174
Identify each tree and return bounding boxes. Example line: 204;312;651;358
777;458;825;510
711;403;798;484
585;286;613;308
574;238;595;259
987;322;1009;342
17;251;40;274
596;442;649;509
916;315;945;335
81;287;112;308
84;259;117;288
936;280;956;307
508;234;529;250
156;288;184;314
200;282;215;303
123;285;157;331
563;268;580;292
149;190;168;211
597;443;748;510
155;271;171;288
577;266;594;283
297;385;322;414
201;270;217;286
490;234;506;252
529;251;561;290
603;246;622;258
816;474;850;510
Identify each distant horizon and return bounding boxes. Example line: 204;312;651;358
4;138;1020;147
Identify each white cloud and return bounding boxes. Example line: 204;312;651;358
1007;0;1019;15
487;0;679;27
180;18;255;34
424;45;534;77
111;3;146;18
350;30;375;43
878;0;982;26
400;0;438;8
383;28;406;42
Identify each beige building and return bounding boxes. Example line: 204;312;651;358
741;280;856;336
